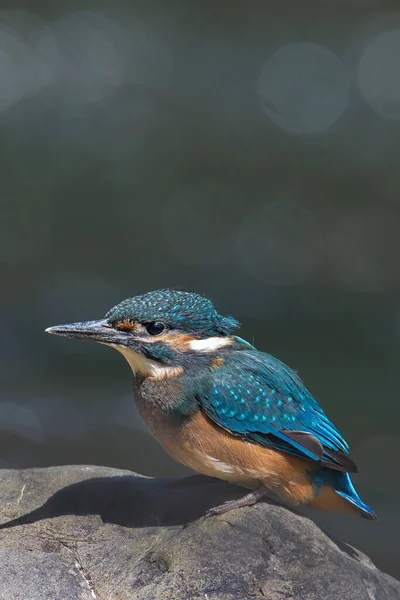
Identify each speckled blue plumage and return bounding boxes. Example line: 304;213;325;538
198;350;375;518
106;289;239;336
200;350;349;465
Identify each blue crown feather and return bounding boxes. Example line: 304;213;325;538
106;289;239;336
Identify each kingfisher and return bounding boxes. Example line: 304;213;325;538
46;289;376;520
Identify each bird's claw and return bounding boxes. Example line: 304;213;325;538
204;486;269;517
205;500;240;518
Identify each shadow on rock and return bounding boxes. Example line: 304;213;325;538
0;473;275;529
0;469;360;564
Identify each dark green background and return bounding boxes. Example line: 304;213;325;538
1;0;399;579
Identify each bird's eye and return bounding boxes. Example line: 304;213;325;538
145;322;166;336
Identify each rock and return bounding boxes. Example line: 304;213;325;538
0;466;398;600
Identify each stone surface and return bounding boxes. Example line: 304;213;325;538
0;466;398;600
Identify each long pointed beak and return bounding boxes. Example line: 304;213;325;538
45;319;128;346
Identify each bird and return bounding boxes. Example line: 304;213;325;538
46;288;376;520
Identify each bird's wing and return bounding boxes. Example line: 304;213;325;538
199;350;356;472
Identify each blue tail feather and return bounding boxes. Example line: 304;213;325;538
310;469;377;520
334;472;377;520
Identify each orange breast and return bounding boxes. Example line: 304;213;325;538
135;392;357;515
136;399;315;498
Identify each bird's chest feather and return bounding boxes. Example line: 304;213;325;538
132;375;279;486
133;375;196;451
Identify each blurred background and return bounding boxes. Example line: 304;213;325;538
0;0;399;579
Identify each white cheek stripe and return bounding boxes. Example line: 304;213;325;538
188;337;232;352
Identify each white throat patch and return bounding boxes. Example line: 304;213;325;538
111;345;182;380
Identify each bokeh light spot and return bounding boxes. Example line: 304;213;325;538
358;28;400;120
53;11;125;106
0;10;56;112
257;43;350;134
31;397;87;441
0;402;43;442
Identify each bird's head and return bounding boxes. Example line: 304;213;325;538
46;289;241;379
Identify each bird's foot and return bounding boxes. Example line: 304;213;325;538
205;485;269;517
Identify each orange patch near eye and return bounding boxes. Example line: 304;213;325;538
114;320;138;332
163;332;196;350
